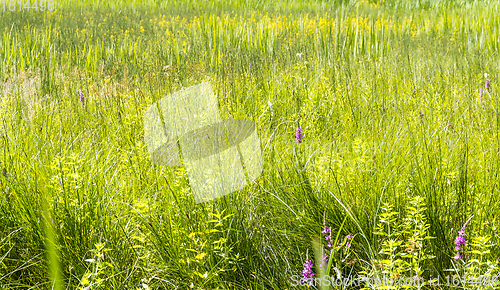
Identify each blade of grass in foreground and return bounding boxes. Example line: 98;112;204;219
41;187;63;290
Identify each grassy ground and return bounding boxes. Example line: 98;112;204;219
1;0;500;289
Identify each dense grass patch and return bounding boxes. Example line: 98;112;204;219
1;0;500;289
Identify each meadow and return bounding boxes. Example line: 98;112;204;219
1;0;500;288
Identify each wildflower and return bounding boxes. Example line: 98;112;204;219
345;234;353;248
295;127;303;143
79;91;85;104
453;226;467;262
480;88;484;97
104;37;106;44
301;259;314;283
453;253;464;261
454;235;466;246
249;63;252;70
325;235;333;248
419;111;424;119
486;78;491;93
195;252;206;260
322;227;333;247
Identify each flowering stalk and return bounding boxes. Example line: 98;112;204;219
453;216;473;261
79;91;85;104
301;258;314;283
322;226;333;248
453;228;466;261
295;127;303;143
345;234;353;249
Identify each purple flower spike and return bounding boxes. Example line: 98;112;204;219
301;259;314;283
454;236;466;246
486;78;491;93
453;225;467;262
295;127;303;143
79;91;85;104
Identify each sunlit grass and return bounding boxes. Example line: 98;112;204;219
1;0;500;289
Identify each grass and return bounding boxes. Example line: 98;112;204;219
1;0;500;289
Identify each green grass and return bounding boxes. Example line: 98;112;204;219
1;0;500;289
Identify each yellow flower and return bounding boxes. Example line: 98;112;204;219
195;252;206;260
81;275;90;286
